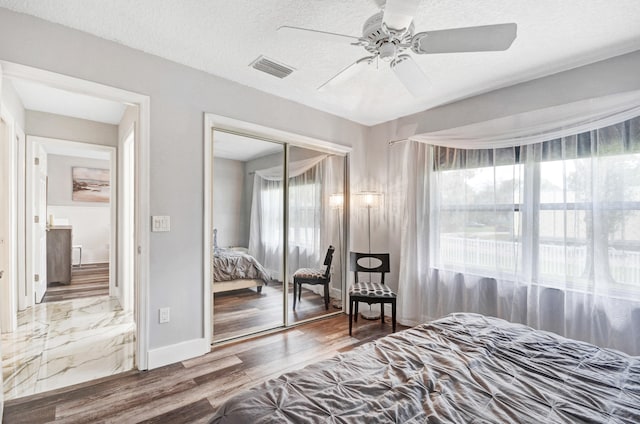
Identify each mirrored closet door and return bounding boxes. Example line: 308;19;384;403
212;131;285;342
288;146;345;324
211;130;347;343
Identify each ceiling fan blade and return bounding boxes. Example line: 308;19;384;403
277;25;361;44
391;54;429;97
383;0;421;32
412;23;517;54
318;56;375;91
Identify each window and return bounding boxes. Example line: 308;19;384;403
437;160;524;277
288;181;320;249
432;122;640;297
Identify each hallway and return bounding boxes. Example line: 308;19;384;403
43;263;109;303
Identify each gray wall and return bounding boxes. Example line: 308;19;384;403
26;110;118;146
0;8;366;350
212;157;245;248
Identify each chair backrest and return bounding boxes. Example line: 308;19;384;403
350;252;390;285
323;246;335;279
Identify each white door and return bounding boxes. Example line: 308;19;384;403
1;94;18;333
32;143;48;303
122;130;135;312
0;116;11;328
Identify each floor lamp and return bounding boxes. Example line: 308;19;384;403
356;191;383;320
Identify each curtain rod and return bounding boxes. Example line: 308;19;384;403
388;138;409;146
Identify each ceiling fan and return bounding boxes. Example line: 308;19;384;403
277;0;517;97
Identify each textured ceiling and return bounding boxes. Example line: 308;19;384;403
1;0;640;125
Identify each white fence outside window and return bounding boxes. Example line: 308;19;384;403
439;235;640;285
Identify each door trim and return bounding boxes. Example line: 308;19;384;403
2;60;151;370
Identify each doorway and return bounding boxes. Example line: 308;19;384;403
0;61;151;399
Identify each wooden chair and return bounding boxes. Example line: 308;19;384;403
293;246;335;310
349;252;396;336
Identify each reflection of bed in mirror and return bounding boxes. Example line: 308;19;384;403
212;247;271;293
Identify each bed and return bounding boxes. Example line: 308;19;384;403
210;313;640;423
212;247;271;294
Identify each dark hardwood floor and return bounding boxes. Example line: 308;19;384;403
42;263;109;303
213;282;342;341
3;314;406;423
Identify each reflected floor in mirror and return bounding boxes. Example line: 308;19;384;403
213;282;342;342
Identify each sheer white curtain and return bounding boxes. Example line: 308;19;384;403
248;155;342;289
396;116;640;355
248;175;283;278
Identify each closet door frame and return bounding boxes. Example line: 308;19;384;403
204;114;351;345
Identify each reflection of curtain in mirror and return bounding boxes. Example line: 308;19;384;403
248;175;283;279
249;155;340;284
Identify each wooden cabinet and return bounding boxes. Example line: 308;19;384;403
47;226;72;285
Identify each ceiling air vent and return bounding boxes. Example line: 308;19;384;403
250;55;295;79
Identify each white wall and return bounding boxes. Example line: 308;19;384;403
212;157;245;248
26;110;118;147
0;8;366;351
47;154;110;264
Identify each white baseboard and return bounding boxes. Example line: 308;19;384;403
147;338;209;369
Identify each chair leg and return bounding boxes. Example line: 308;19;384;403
354;301;359;322
324;284;329;310
293;281;297;310
381;303;385;327
349;298;353;336
298;283;302;302
392;300;396;333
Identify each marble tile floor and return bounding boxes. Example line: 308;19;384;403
2;295;135;400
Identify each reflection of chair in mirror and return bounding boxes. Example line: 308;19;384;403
349;252;396;336
293;246;335;310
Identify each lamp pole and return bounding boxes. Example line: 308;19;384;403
360;192;380;320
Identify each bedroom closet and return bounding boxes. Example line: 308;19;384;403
211;129;347;342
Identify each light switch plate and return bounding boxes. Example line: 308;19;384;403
152;216;170;232
159;307;170;323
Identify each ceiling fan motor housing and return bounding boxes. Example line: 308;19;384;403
362;11;414;59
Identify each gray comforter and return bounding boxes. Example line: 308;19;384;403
211;313;640;423
212;248;271;283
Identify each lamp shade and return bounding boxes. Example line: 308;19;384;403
329;193;344;209
356;191;383;209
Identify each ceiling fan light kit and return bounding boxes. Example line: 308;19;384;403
277;0;517;98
